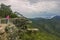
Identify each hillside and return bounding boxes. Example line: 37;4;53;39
30;16;60;38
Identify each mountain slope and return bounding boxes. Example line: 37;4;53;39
30;16;60;37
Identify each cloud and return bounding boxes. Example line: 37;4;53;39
0;0;60;18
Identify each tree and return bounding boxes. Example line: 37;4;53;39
0;3;18;18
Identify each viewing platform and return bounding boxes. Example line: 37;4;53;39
0;18;38;33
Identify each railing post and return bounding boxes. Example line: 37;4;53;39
8;19;9;24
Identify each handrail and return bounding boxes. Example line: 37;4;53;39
0;18;25;19
0;18;22;24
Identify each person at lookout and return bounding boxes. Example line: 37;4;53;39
6;15;10;24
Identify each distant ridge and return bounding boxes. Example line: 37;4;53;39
30;15;60;37
52;16;60;19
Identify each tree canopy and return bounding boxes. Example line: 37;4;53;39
0;3;18;18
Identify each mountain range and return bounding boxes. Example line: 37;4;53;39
30;16;60;37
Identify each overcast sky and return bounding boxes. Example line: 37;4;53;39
0;0;60;18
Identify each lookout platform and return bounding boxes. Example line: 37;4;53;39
0;18;38;33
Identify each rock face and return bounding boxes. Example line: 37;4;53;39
0;18;35;40
0;24;7;34
0;32;7;40
0;24;20;40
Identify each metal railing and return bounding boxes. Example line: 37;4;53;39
0;18;22;24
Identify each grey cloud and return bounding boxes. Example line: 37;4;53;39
0;0;7;1
0;0;60;18
40;0;60;1
28;0;60;4
28;0;40;4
